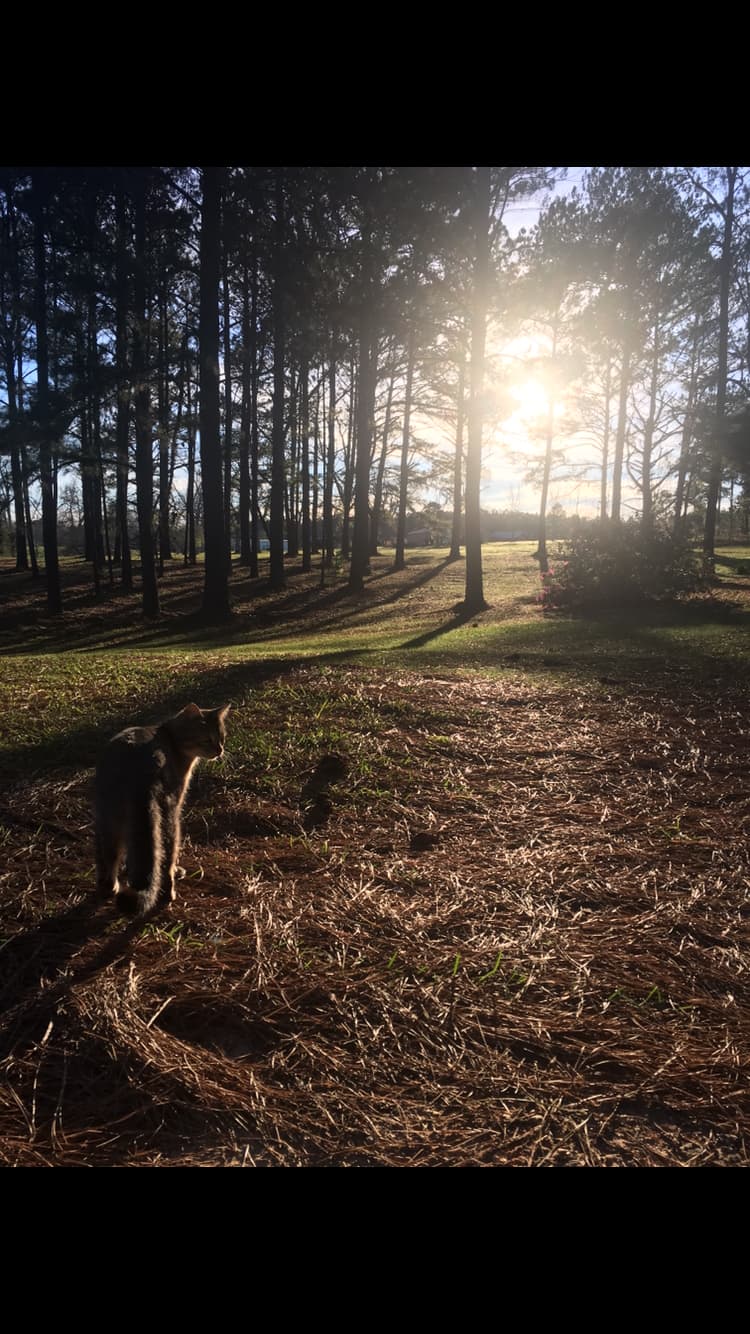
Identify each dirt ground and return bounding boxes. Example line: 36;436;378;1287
1;662;748;1166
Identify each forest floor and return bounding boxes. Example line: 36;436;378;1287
1;543;749;1166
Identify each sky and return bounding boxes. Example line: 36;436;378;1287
444;167;667;520
419;168;628;519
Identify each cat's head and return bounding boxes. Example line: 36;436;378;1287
172;703;232;760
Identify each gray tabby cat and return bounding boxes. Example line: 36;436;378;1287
94;702;232;917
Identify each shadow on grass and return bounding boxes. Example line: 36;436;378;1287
714;554;750;577
400;601;478;650
0;896;144;1051
0;654;326;789
2;585;749;794
0;557;454;657
396;600;750;684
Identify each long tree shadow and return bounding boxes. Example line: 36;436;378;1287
0;647;376;793
399;601;477;650
250;556;455;645
714;554;750;577
396;599;750;684
0;558;453;657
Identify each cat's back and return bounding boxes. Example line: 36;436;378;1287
95;723;163;797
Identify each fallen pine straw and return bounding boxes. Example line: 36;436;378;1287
1;666;749;1166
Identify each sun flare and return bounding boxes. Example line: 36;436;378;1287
513;378;550;421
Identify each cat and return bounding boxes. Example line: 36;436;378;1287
94;702;232;917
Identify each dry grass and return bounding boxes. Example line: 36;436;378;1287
1;665;749;1166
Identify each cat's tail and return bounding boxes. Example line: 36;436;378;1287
114;884;161;918
115;800;163;918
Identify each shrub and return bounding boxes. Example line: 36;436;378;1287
540;521;704;610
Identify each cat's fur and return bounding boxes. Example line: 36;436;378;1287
94;702;231;917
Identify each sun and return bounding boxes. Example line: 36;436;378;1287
513;378;550;421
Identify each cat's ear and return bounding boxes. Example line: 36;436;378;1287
181;703;202;720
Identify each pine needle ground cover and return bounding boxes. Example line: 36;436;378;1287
0;545;749;1166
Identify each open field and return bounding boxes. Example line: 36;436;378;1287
1;544;749;1166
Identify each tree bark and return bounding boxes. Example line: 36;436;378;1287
610;340;631;523
394;329;416;571
301;359;311;571
673;318;701;537
269;171;286;590
199;166;231;619
158;287;172;566
222;228;233;571
31;169;62;614
370;354;395;556
599;358;611;525
449;348;466;561
238;263;252;566
703;167;737;573
464;166;490;614
340;355;356;559
537;317;559;575
349;274;376;592
250;253;261;579
323;355;336;576
114;179;133;590
133;170;159;618
3;183;28;570
640;316;660;533
184;362;196;565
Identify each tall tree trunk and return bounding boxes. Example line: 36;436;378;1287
394;329;416;571
80;364;96;567
184;363;197;565
610;340;632;523
31;169;62;614
269;172;286;591
340;355;356;559
250;256;261;579
537;317;559;576
673;320;701;537
17;345;39;580
600;357;612;524
199;166;231;619
3;183;28;569
449;348;466;561
301;359;311;572
286;367;299;558
323;355;336;576
157;288;172;567
85;193;107;579
9;439;26;570
222;232;233;570
703;167;738;573
640;316;660;533
312;373;321;554
114;180;133;590
20;445;39;578
349;270;376;592
239;264;252;566
4;351;27;569
464;166;490;614
133;170;159;618
370;354;395;556
168;324;187;500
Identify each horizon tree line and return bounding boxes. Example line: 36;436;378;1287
1;165;749;619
